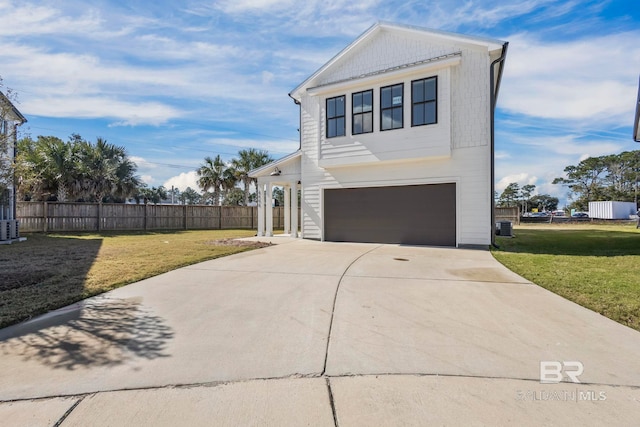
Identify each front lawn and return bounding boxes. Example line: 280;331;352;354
492;224;640;331
0;230;261;328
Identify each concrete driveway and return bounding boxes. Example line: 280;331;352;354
1;239;639;426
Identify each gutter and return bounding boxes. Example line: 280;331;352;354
490;42;509;248
288;93;302;151
634;75;640;142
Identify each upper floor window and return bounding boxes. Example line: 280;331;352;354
381;83;403;131
326;95;345;138
412;77;437;126
352;90;373;135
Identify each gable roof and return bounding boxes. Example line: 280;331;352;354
290;21;507;101
635;75;640;142
0;91;27;124
249;150;301;178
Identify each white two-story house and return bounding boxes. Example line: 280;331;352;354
250;22;508;247
0;91;27;242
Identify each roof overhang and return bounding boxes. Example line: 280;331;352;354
307;53;461;96
289;21;506;101
249;150;301;179
634;75;640;142
0;91;27;124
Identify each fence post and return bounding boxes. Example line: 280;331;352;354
97;202;102;232
183;205;187;230
144;203;148;231
218;205;222;229
43;201;48;233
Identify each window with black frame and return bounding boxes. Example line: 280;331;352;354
412;76;437;126
326;95;346;138
380;83;403;130
352;90;373;135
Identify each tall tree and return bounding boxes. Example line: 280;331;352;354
498;182;520;208
180;187;201;205
16;134;140;203
554;152;640;210
197;155;227;205
520;184;536;213
79;137;135;202
231;148;273;205
16;136;81;201
221;166;238;203
529;194;559;212
553;156;608;210
222;187;244;206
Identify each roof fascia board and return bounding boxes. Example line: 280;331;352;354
0;91;27;124
290;21;505;101
377;21;505;52
290;23;381;100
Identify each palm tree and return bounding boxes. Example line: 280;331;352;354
231;148;272;205
78;137;130;202
111;157;141;202
16;136;81;201
197;155;227;205
221;166;238;202
16;134;140;203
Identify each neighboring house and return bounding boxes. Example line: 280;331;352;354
250;22;508;247
0;91;27;242
634;75;640;142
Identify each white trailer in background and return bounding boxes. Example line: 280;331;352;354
588;201;637;219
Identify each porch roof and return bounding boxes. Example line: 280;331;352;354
249;150;301;181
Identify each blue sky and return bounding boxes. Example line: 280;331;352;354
1;0;639;206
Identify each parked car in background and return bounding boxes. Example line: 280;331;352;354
531;212;549;217
571;212;589;218
551;210;566;216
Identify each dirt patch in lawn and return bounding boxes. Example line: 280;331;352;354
205;238;273;249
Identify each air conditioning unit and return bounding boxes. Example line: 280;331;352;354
9;220;19;239
0;220;8;241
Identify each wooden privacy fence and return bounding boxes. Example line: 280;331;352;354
17;202;287;233
494;207;519;225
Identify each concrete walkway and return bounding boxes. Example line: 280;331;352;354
1;239;639;426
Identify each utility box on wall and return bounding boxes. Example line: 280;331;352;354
588;201;636;219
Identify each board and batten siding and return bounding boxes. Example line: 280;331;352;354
299;30;493;245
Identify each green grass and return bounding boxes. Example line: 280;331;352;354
0;230;261;328
492;223;640;331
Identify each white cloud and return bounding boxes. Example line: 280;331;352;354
494;151;510;159
131;156;157;169
0;2;101;36
500;31;640;125
203;138;299;156
163;171;199;192
140;174;154;184
496;173;538;193
215;0;296;13
23;96;181;126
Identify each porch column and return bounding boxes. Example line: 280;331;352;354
266;182;273;237
290;181;298;238
257;181;265;237
284;185;291;234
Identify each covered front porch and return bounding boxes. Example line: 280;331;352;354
249;151;302;238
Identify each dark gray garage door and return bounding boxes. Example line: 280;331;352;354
324;183;456;246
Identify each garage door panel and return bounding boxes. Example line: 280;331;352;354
324;184;456;246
